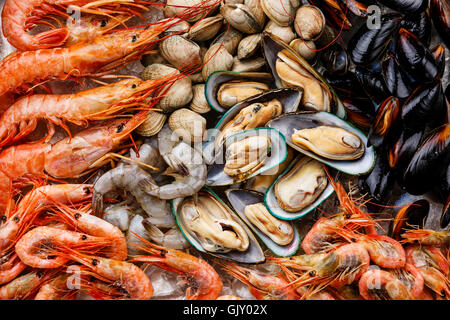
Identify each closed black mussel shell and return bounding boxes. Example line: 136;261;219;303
401;78;445;130
390;199;429;240
429;0;450;49
343;98;374;131
388;128;425;170
359;147;396;202
355;67;390;107
403;124;450;195
368;96;401;148
348;13;402;66
323;71;368;100
396;28;438;82
321;42;349;75
377;0;427;13
400;10;432;46
381;52;413;99
431;45;446;78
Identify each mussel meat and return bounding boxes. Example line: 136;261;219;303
217;80;270;109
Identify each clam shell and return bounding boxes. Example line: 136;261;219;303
211;27;243;55
187;15;224;41
261;0;299;26
264;21;296;44
168;108;206;143
159;35;202;70
225;189;300;256
205;71;273;113
262;33;346;118
267;111;376;175
237;34;262;59
220;3;264;34
136;111;167;137
142;63;193;112
290;39;316;61
232;57;267;73
265;155;336;220
206;128;288;186
294;5;325;41
190;84;211;114
202;43;234;81
171;187;265;263
164;0;219;22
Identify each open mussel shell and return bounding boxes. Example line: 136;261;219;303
171;188;265;263
205;71;273;113
202;87;302;163
267;111;375;175
206;128;287;186
225;189;300;256
264;155;336;220
389;199;429;240
262;32;346;118
403;124;450;195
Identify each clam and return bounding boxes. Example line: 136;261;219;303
292;126;364;161
232;57;267;73
187;15;224;41
290;39;316;61
211;27;243;54
262;33;346;117
164;0;219;22
159;35;203;70
136;111;167;137
225;189;300;256
261;0;299;27
267;111;375;175
206;128;287;186
294;5;325;41
245;146;295;193
217;81;270;109
190;84;211;114
168;108;206;143
264;21;296;44
204;71;273;112
265;155;335;220
237;34;262;59
161;18;190;36
142;63;193;112
202;43;234;81
220;3;264;34
171;188;265;263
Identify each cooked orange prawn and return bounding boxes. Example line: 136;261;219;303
0;3;212;97
402;229;450;246
0;270;56;300
388;263;424;299
0;76;174;147
0;253;27;285
405;245;450;298
0;184;92;253
221;262;299;300
1;0;152;51
0;112;147;212
34;273;76;300
15;226;117;268
130;239;223;300
358;269;414;300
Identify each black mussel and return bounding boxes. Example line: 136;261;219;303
441;196;450;228
343;98;374;131
348;13;402;66
396;28;438;82
403;124;450;195
355;67;390;107
429;0;450;49
446;85;450;123
400;10;432;46
346;0;371;17
388;128;425;170
390;199;429;240
381;52;413;99
323;71;368;100
359;147;395;202
368;96;401;148
431;45;446;78
321;42;349;75
401;78;445;130
376;0;427;13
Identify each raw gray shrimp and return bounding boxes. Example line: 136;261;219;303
126;140;167;175
141;218;190;250
92;164;175;228
143;125;206;200
103;203;134;232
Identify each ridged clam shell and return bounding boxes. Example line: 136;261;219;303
164;0;219;22
264;21;296;44
202;43;234;81
190;84;211;114
211;27;243;55
220;3;264;34
159;35;202;70
261;0;299;26
187;15;224;41
168;108;206;143
237;34;262;59
136;111;167;137
294;5;325;41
